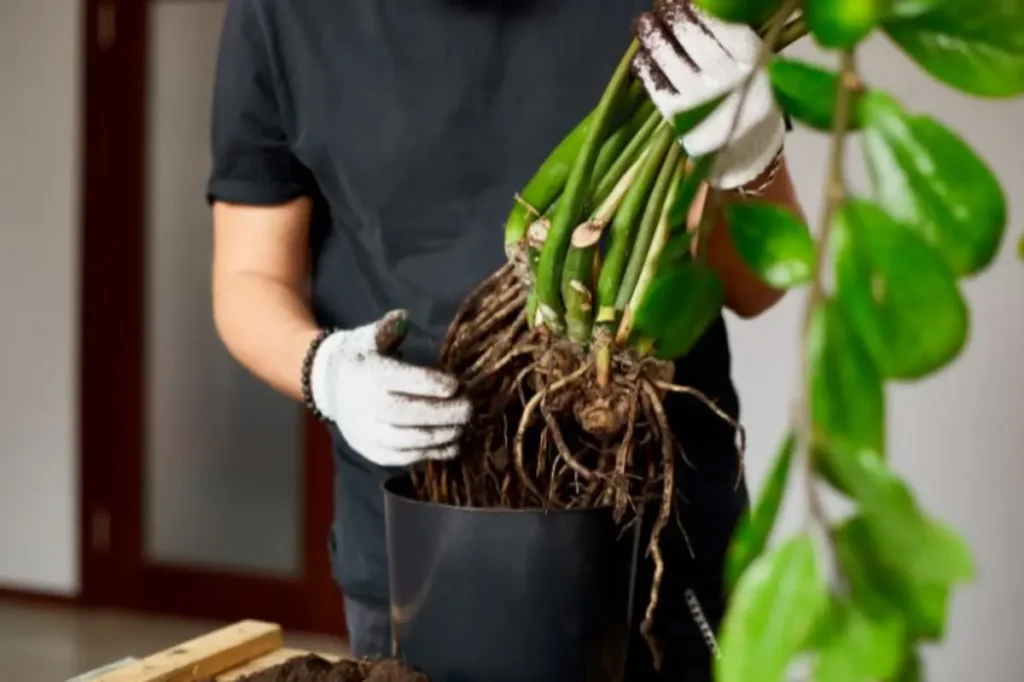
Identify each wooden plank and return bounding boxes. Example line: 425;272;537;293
90;620;283;682
216;650;341;681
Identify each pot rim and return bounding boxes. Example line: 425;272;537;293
383;473;620;517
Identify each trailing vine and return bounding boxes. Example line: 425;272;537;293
422;0;1022;678
703;1;1022;680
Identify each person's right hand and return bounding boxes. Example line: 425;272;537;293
633;0;785;191
310;310;471;467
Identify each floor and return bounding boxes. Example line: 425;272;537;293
0;599;349;682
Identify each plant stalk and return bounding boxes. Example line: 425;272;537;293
614;143;683;326
562;246;596;344
776;14;808;51
797;51;862;533
536;40;640;332
543;95;654;226
591;107;662;210
565;141;655;345
617;156;688;345
591;98;657;199
503;79;646;251
596;124;676;329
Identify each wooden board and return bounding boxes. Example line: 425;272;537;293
216;649;340;681
90;620;286;682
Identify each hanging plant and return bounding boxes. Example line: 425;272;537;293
415;0;1022;677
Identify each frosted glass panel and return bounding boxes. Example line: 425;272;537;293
143;0;301;576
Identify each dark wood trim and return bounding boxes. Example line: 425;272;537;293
79;0;147;609
138;560;340;634
79;0;345;637
0;586;79;608
302;416;347;635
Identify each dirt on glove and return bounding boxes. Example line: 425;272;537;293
202;654;428;682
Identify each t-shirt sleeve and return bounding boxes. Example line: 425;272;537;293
206;0;313;206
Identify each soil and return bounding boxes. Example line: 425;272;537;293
202;654;428;682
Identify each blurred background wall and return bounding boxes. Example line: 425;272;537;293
0;0;81;594
0;0;1021;679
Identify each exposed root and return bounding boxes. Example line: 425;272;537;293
439;262;518;359
612;387;639;522
541;402;596;482
654;380;747;489
418;265;748;672
639;379;675;670
514;390;553;505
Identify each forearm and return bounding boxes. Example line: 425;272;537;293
213;271;319;401
691;158;804;318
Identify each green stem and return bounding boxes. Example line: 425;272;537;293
635;336;655;356
525;290;539;328
564;141;654;345
536;40;640;332
589;98;657;202
504;119;588;250
542;96;655;229
503;79;645;250
596;123;675;330
563;246;596;344
617;156;687;344
799;51;860;532
590;106;661;210
776;14;808;51
614;143;683;322
596;343;613;389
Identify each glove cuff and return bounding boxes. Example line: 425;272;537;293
707;109;786;190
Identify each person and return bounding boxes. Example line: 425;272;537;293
209;0;803;679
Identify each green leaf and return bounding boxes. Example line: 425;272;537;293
769;57;862;132
818;440;976;585
887;0;938;20
1018;233;1024;261
808;300;886;455
833;199;969;380
726;433;795;590
726;201;816;288
886;3;1024;98
835;515;971;640
859;91;1007;276
695;0;783;26
814;597;905;682
658;231;694;270
807;0;888;48
671;95;728;139
633;262;724;361
894;650;924;682
717;534;828;682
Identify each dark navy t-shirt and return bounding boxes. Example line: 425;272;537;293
207;0;746;620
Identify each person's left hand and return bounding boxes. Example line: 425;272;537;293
633;0;785;191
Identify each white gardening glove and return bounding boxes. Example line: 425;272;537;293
310;310;471;467
634;0;785;190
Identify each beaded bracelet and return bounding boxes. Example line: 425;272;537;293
737;149;785;199
301;328;338;424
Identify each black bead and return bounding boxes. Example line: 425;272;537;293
301;328;338;424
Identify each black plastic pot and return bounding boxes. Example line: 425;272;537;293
384;475;642;682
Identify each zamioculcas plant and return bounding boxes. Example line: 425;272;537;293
415;0;1023;677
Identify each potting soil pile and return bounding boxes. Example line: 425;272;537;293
201;654;428;682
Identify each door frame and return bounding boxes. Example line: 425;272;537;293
78;0;344;635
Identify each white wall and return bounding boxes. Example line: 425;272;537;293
730;36;1024;681
0;0;81;594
